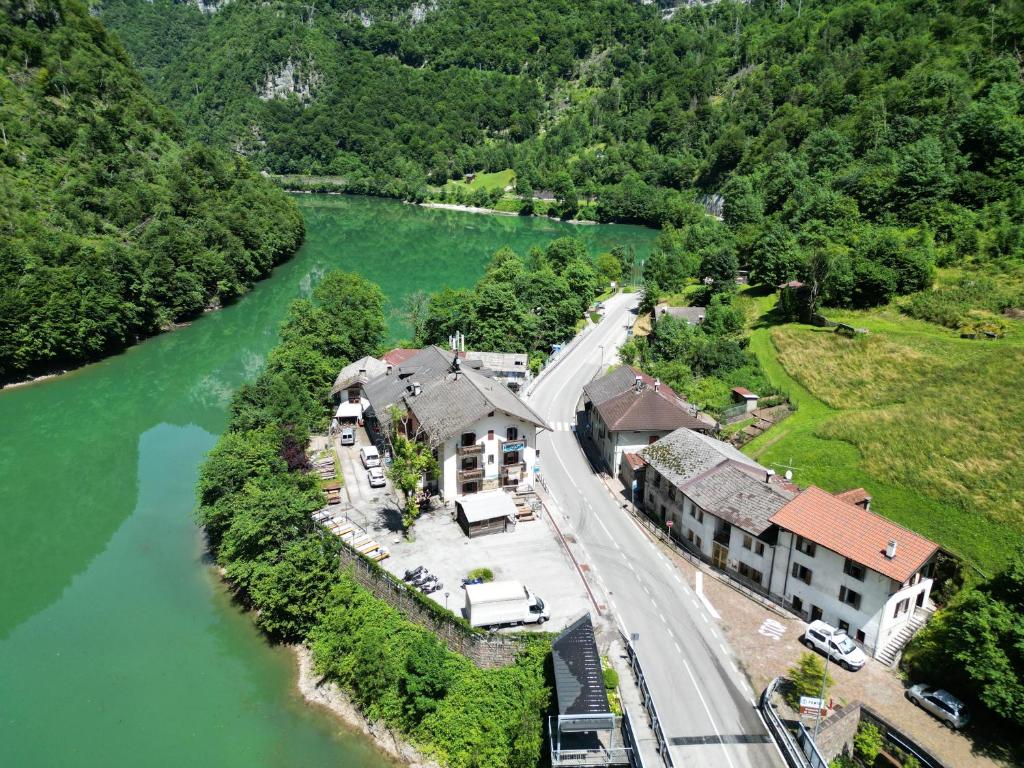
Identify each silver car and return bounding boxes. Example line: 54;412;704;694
906;684;970;729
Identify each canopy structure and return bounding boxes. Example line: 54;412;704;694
334;397;368;421
455;489;517;538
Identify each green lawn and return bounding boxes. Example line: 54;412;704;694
443;168;516;193
743;302;1024;575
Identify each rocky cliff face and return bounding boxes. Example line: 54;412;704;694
258;58;322;102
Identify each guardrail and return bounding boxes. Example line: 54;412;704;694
621;710;645;768
622;636;674;768
759;678;813;768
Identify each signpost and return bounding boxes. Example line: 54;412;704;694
503;439;527;453
799;696;828;717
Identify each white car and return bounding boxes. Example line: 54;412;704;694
367;466;386;488
801;620;867;671
359;445;380;468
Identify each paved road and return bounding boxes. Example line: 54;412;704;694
528;292;783;768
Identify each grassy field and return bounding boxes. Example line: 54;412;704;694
443;168;516;193
743;297;1024;575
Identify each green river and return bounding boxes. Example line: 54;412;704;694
0;195;656;767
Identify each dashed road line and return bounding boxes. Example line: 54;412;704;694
681;659;738;768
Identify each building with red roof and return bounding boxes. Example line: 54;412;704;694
767;486;938;662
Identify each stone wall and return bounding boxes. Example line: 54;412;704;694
814;701;861;764
335;539;527;669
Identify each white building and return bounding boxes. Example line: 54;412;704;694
768;486;938;661
640;428;939;662
582;366;713;481
362;346;548;499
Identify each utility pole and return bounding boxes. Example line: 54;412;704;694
812;627;836;743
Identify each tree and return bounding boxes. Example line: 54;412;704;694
402;289;430;343
595;252;622;286
551;170;577;215
853;723;884;765
544;237;587;273
749;220;804;287
785;652;833;709
387;410;440;530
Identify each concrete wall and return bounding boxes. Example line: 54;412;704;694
814;701;861;764
439;413;539;499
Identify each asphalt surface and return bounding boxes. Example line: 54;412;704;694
527;292;784;768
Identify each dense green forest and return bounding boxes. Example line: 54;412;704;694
0;0;304;382
197;269;550;768
96;0;1023;316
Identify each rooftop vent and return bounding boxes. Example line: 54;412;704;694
386;364;393;376
410;382;422;397
885;540;898;559
765;468;776;483
634;375;643;393
654;378;661;392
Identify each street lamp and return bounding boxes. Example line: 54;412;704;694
444;591;450;611
812;627;837;743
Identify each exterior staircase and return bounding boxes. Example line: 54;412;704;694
877;606;933;666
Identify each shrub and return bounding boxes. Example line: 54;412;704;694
603;666;619;690
854;722;884;764
468;567;494;582
785;652;833;709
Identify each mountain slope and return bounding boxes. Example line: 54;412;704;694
0;0;304;382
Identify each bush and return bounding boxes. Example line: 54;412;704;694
854;722;884;764
468;567;494;582
603;666;619;690
785;652;833;709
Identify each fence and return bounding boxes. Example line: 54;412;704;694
622;635;674;768
859;705;950;768
317;527;528;668
759;678;821;768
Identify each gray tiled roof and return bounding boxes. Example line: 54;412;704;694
331;356;389;396
408;366;550;446
466;350;529;374
656;305;706;324
685;464;793;534
582;365;645;406
593;387;707;432
640;428;792;534
363;346;455;417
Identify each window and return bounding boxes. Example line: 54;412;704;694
690;507;704;523
755;541;766;556
843;558;866;581
737;562;764;585
461;457;478;470
855;629;866;643
504;450;520;466
838;620;850;634
695;535;703;550
668;486;676;501
487;454;494;465
893;598;910;618
506;426;518;440
810;605;823;622
462;482;478;494
839;586;862;610
792;596;803;613
796;536;817;557
461;432;476;446
487;430;494;440
648;435;658;444
742;534;753;550
653;474;662;488
660;504;666;519
687;529;694;543
791;563;813;585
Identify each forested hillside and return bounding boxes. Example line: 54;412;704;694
0;0;304;383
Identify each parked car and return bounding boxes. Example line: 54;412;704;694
339;427;355;446
359;445;380;468
801;620;867;671
367;466;386;488
906;684;970;729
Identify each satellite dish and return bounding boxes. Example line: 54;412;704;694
785;470;793;481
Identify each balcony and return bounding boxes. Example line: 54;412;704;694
713;526;731;546
458;467;484;481
457;443;484;456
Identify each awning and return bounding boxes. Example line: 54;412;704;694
456;489;517;523
335;397;368;420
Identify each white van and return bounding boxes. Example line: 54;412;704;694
359;445;381;468
339;427;355;446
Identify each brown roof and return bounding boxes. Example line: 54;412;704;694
836;487;872;506
732;387;757;398
382;348;419;366
769;486;938;583
594;387;708;433
623;452;646;470
778;280;805;289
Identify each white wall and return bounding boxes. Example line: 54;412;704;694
438;412;540;499
592;411;671;478
771;530;932;656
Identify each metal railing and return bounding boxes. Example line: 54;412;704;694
759;678;815;768
623;637;674;768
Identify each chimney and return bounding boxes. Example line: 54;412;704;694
885;540;898;559
654;378;660;392
765;468;776;483
411;382;422;397
860;495;872;511
634;375;643;393
386;363;392;376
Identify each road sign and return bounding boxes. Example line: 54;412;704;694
799;696;828;716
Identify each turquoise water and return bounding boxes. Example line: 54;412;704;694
0;195;657;766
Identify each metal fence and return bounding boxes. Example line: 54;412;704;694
622;636;674;768
759;678;818;768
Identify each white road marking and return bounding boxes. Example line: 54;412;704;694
681;658;738;768
694;571;721;619
719;643;727;655
758;618;786;640
673;641;682;653
673;573;682;584
659;613;667;624
702;614;709;624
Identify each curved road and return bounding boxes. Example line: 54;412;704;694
528;292;784;768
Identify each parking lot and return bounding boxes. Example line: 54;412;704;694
381;503;593;632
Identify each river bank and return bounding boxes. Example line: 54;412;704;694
416;201;599;224
294;645;439;768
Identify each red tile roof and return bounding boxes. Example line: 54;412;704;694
731;387;757;398
623;452;646;470
769;486;938;583
382;348;419;366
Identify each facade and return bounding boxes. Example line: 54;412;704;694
362;346;548;500
583;366;713;479
639;429;939;661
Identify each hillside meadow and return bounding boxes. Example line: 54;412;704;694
741;298;1023;574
